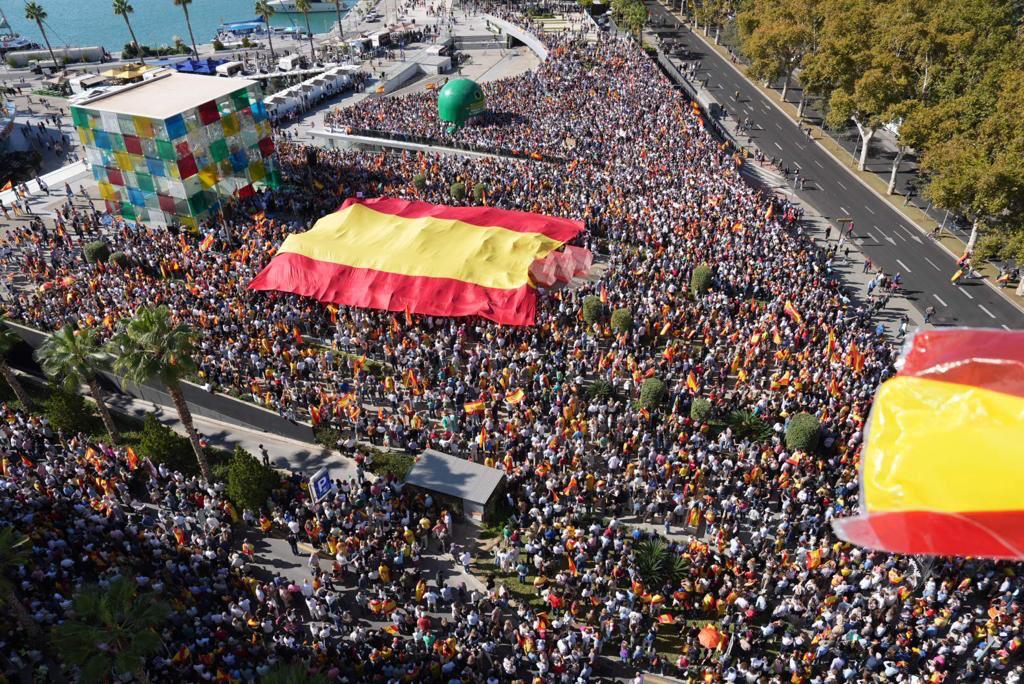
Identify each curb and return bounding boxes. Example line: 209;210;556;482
669;3;1024;318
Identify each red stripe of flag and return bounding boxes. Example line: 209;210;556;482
897;328;1024;399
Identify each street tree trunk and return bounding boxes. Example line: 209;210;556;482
124;17;145;64
266;27;276;61
166;381;212;482
305;12;316;61
0;362;31;407
181;4;198;57
796;91;806;118
1016;277;1024;297
853;120;875;171
87;376;120;444
781;69;791;102
887;146;906;195
966;218;981;254
36;22;58;68
335;0;344;40
714;24;721;44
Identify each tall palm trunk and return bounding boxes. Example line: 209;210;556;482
123;16;145;64
181;3;199;57
304;12;315;60
35;21;58;67
266;26;276;61
0;361;31;407
86;376;120;444
3;585;43;642
134;666;153;684
166;380;211;481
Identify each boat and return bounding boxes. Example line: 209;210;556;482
0;8;40;53
214;18;310;43
268;0;348;13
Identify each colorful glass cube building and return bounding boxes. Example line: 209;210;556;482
70;72;279;229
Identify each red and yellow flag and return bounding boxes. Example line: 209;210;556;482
125;446;139;470
199;233;215;251
833;329;1024;559
782;300;803;326
505;388;525;404
686;371;700;394
248;198;583;326
463;400;485;415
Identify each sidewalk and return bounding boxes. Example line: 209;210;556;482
663;2;1024;308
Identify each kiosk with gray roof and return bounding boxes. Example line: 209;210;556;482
405;449;506;526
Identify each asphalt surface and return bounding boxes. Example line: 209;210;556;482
644;0;1024;330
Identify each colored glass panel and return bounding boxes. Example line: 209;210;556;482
198;100;220;125
165;113;187;140
114;151;133;170
175;140;191;158
251;100;268;123
109;132;126;152
127;187;145;206
156;138;177;161
258;137;274;157
231;89;250;112
146;157;164;177
221;112;240;137
134;116;154;138
107;167;125;186
124;134;143;155
136;172;155;194
230;149;248;172
209;138;229;163
198;164;218;188
118;115;136;137
187;191;208;214
97;181;117;201
177;154;198;179
120;202;136;220
76;127;92;146
93;129;111;150
71;106;89;127
248;159;265;182
238;183;255;199
158;194;176;213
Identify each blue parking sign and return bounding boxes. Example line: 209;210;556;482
309;468;334;501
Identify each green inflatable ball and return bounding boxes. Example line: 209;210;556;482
438;78;486;131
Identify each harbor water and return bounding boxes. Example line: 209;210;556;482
6;0;350;52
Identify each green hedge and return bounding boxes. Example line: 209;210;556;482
42;388;97;434
450;182;467;201
108;251;130;268
785;412;821;452
412;173;427;191
610;308;633;333
581;295;602;325
472;183;488;202
226;446;279;512
690;263;712;296
638;377;666;409
690;397;712;422
365;449;414;480
83;240;111;265
136;413;198;475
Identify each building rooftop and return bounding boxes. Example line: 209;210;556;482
73;71;256;120
405;449;506;505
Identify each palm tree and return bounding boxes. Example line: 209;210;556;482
23;2;58;69
0;527;43;642
255;0;276;61
52;577;169;684
0;317;32;407
333;0;344;42
295;0;316;61
36;324;120;443
172;0;199;58
107;305;211;481
262;662;330;684
112;0;144;64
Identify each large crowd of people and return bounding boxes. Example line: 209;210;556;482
2;4;1024;683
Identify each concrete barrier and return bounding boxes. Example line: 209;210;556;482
3;320;315;443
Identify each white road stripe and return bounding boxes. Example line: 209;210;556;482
774;122;783;130
839;207;847;215
795;143;804;150
774;142;782;150
865;232;878;242
979;305;996;319
933;294;948;306
864;205;874;214
894;232;906;242
960;288;974;300
908;232;922;244
884;235;896;245
923;257;940;270
792;161;801;169
896;259;911;273
1003;325;1012;331
814;160;824;168
836;179;847;189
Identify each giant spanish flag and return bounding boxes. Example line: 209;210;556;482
249;197;584;326
833;328;1024;559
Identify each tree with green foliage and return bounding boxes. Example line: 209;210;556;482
472;183;489;203
52;577;169;684
262;663;330;684
0;318;31;407
586;378;615;400
172;0;199;57
638;377;666;409
255;0;277;61
633;538;686;589
226;446;278;512
41;388;93;434
690;263;712;296
113;0;144;64
0;527;42;642
412;173;427;192
136;413;196;473
24;2;58;68
736;0;821;109
450;181;467;201
785;412;821;451
36;324;120;443
108;305;211;481
83;240;111;264
690;396;712;422
610;308;633;333
581;295;602;325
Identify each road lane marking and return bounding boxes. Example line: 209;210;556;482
884;235;896;245
774;142;782;150
795;142;805;150
793;161;801;169
814;160;823;168
908;232;922;244
960;288;974;300
864;232;878;242
836;179;847;189
1003;325;1012;331
923;257;940;270
896;259;911;273
864;205;874;214
894;232;906;241
979;305;996;319
933;294;947;306
839;206;847;215
774;122;783;130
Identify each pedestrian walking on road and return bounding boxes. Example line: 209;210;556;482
924;305;936;324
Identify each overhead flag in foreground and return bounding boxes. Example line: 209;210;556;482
248;197;584;326
833;328;1024;559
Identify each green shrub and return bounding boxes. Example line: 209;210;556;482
610;308;633;333
587;378;615;400
581;295;602;325
638;377;666;409
226;445;279;512
210;461;231;483
726;409;772;441
690;263;712;296
690;397;712;423
365;448;414;480
785;412;821;452
108;251;130;268
136;413;196;475
412;173;427;191
313;425;342;450
472;183;488;202
212;39;225;51
83;240;111;264
450;182;467;201
42;388;96;434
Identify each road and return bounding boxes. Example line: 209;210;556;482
644;0;1024;330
